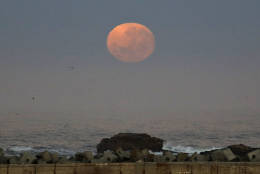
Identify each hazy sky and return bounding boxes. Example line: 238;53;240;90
0;1;259;116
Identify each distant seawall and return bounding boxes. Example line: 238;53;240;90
1;163;260;174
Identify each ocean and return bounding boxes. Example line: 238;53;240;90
0;111;259;156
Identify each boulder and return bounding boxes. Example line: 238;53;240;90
159;151;176;162
56;156;70;164
130;149;150;162
0;148;4;156
228;144;255;161
176;153;188;162
51;153;59;163
75;151;93;163
190;153;210;162
97;133;163;153
210;148;236;161
115;148;131;161
19;152;36;164
37;151;52;163
0;156;7;164
95;151;118;163
8;156;19;164
248;149;260;162
35;159;47;164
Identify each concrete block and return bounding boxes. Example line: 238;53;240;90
211;148;236;161
248;149;260;162
191;153;210;162
19;152;36;164
176;153;189;162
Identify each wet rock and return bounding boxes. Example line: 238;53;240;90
37;151;52;163
155;151;176;162
97;133;163;153
115;148;131;161
228;144;255;161
51;153;59;163
190;153;210;162
130;149;150;162
35;159;47;164
8;156;19;164
75;151;93;163
248;149;260;162
94;151;118;163
19;152;36;164
210;148;236;161
176;153;189;162
56;156;70;164
0;156;8;164
0;148;4;156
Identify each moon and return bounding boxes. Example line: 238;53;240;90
107;23;155;63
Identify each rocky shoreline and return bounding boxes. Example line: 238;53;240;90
0;133;260;164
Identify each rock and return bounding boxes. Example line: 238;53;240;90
57;156;70;164
97;133;163;153
155;151;176;163
8;156;19;164
51;153;59;163
75;151;93;163
19;152;36;164
176;153;188;162
248;149;260;162
228;144;255;156
95;151;118;163
130;149;150;162
37;151;52;163
115;148;131;161
0;148;4;156
0;156;8;164
228;144;255;161
35;159;47;164
190;153;210;162
210;148;236;161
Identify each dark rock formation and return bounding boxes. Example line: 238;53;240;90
228;144;255;156
228;144;256;161
97;133;164;153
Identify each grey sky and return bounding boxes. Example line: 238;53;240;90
0;0;259;116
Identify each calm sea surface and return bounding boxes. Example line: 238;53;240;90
0;111;259;155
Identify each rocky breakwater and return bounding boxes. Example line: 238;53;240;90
0;133;260;164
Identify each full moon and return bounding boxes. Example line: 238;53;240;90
107;23;155;63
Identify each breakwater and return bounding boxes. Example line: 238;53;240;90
1;163;260;174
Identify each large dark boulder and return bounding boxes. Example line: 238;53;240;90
228;144;255;156
228;144;256;161
96;133;164;153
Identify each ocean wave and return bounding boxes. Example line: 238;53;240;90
163;142;220;154
5;146;76;156
4;143;220;156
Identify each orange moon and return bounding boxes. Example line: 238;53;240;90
107;23;155;63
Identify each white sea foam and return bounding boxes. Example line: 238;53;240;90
4;143;220;156
7;146;34;152
163;142;220;154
